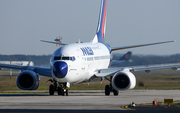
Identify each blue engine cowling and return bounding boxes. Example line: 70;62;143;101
16;70;40;90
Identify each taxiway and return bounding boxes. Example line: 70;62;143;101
0;90;180;113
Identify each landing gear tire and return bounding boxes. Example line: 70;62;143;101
57;87;65;96
61;89;65;96
57;87;62;95
66;89;68;96
113;89;119;96
48;80;69;96
49;85;54;95
105;85;110;96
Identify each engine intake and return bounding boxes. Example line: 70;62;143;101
112;71;136;91
16;70;40;90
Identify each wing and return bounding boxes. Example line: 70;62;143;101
41;40;67;45
111;40;175;51
95;62;180;77
0;63;52;77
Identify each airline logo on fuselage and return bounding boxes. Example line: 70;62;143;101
80;47;94;56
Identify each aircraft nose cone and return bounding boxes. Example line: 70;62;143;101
53;61;68;78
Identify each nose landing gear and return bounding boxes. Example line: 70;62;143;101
57;83;68;96
47;79;68;96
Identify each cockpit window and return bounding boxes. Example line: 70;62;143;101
62;57;69;60
54;56;61;60
54;56;76;61
70;57;76;61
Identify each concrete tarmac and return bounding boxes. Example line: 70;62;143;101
0;90;180;113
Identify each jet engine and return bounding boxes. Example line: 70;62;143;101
111;71;136;91
16;70;40;90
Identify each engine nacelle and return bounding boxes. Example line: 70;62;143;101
112;71;136;91
16;70;40;90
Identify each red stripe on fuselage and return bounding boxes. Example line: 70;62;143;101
101;0;107;41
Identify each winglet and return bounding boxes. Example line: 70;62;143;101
93;0;107;43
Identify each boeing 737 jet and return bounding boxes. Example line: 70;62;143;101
0;0;180;96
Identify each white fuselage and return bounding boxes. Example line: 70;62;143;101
50;42;111;83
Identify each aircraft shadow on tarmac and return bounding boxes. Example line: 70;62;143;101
0;94;106;97
0;91;106;97
0;94;49;97
0;93;104;97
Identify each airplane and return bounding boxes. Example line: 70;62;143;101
118;51;132;62
0;0;180;96
111;51;132;65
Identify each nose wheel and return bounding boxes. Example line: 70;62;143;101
47;79;68;96
57;85;68;96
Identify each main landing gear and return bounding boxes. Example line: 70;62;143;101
47;79;68;96
105;77;119;96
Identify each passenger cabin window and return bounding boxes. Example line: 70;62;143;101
94;57;99;60
87;57;93;61
93;55;110;61
100;55;109;59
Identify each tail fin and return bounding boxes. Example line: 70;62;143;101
119;51;132;61
93;0;107;43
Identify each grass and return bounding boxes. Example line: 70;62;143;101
0;70;180;92
135;75;180;90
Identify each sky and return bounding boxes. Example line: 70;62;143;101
0;0;180;55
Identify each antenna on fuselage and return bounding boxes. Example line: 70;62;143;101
76;39;83;44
